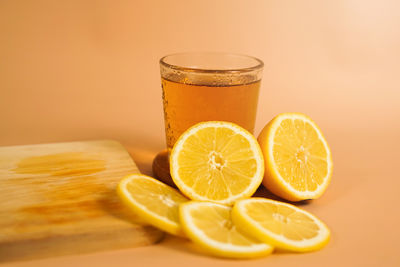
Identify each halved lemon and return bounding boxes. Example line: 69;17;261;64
117;174;188;236
232;198;330;252
180;201;274;258
257;113;333;201
170;121;264;205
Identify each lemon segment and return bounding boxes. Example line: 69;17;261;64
257;113;333;201
170;121;264;205
232;198;330;252
117;174;188;236
180;201;274;258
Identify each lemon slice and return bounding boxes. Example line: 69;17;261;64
232;198;330;252
170;121;264;205
117;174;188;236
180;201;274;258
257;113;333;201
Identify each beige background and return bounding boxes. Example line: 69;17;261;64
1;0;400;266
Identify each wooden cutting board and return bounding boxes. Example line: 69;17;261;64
0;140;164;262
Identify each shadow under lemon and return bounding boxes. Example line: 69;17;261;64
152;150;176;187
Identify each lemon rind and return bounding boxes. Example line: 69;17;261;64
258;113;333;201
232;198;330;252
170;121;264;205
180;201;274;258
117;174;186;236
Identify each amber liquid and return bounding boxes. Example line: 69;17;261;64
162;78;260;151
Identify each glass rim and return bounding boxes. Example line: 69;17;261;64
159;52;264;74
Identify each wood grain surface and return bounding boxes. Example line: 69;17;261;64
0;140;164;262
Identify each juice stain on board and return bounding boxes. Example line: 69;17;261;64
13;152;106;176
10;152;141;226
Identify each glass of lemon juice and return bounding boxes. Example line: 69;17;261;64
153;52;264;184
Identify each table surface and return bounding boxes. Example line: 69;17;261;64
2;1;400;266
2;117;400;267
1;127;399;267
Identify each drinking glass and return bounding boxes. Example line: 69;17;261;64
154;52;264;185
